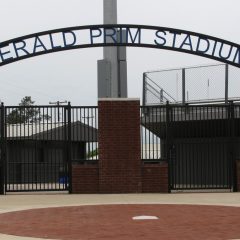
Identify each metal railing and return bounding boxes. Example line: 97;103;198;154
143;64;240;106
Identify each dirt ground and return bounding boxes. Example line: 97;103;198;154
0;204;240;240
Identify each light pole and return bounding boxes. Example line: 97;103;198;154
98;0;128;98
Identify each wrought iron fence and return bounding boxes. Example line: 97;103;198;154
70;106;98;163
141;106;166;163
141;102;238;191
1;102;239;193
0;104;98;193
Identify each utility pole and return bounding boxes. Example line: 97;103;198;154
49;100;68;122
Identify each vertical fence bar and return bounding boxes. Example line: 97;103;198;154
182;69;186;104
225;64;229;104
166;101;171;192
230;102;237;192
227;103;231;190
0;103;5;195
4;106;7;193
140;107;143;160
227;102;233;191
67;102;72;193
143;73;146;106
63;106;67;190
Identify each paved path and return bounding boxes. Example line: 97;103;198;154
0;193;239;240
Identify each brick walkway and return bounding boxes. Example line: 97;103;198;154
0;204;240;240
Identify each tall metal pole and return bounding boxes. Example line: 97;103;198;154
104;0;117;25
103;0;118;97
98;0;127;98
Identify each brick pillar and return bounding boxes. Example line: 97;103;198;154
237;160;240;192
98;99;142;193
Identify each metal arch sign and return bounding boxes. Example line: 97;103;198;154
0;24;240;68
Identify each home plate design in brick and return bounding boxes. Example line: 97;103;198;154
0;204;240;240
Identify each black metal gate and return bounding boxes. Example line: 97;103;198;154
169;139;232;190
168;104;237;191
141;103;238;192
3;105;71;193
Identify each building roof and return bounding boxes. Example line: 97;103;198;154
6;121;98;142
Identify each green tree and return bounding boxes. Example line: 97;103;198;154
6;96;50;124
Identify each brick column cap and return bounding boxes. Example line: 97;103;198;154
98;98;140;102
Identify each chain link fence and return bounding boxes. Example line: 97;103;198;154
143;64;240;105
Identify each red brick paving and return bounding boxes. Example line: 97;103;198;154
0;205;240;240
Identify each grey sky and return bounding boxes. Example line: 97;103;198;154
0;0;239;105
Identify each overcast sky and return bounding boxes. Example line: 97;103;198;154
0;0;240;105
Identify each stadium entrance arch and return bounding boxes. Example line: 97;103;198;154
1;24;240;194
0;24;240;68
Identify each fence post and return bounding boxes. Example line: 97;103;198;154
225;64;229;104
166;101;171;193
182;68;186;104
229;101;237;192
67;102;72;194
0;103;5;195
142;73;146;106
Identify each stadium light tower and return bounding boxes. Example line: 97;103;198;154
98;0;128;98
